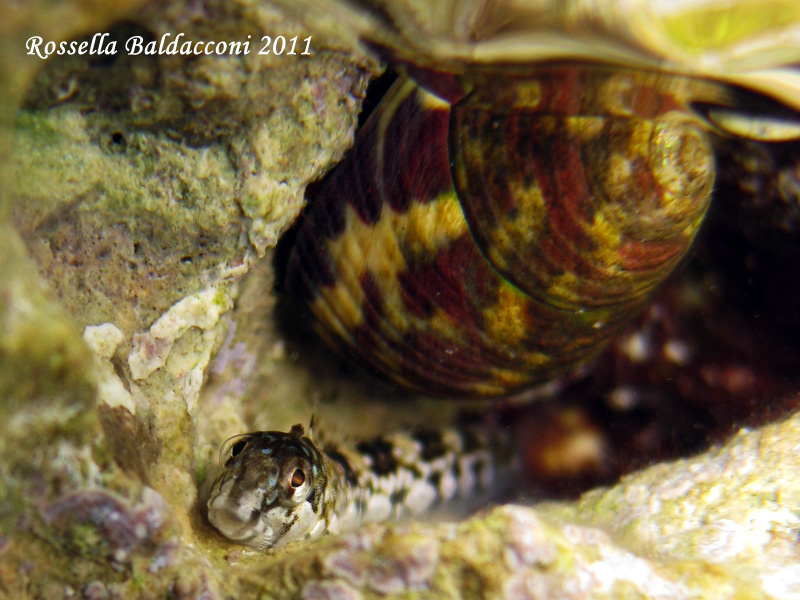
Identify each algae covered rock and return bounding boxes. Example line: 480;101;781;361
1;0;374;596
2;0;800;599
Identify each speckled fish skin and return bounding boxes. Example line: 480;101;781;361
288;64;716;397
207;423;516;549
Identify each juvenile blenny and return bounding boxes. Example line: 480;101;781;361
207;423;515;549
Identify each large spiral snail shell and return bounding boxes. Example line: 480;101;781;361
287;65;717;397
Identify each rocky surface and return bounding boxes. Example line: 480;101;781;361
1;0;800;599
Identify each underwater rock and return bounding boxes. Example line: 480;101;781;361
42;487;178;569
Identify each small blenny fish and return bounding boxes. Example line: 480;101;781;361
207;422;517;549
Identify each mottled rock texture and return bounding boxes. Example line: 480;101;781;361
2;0;800;599
2;0;375;597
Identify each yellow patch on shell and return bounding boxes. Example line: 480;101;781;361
585;211;625;269
511;79;543;108
565;116;606;140
603;152;634;198
481;284;530;349
312;190;469;342
485;180;547;270
546;271;587;309
402;192;469;259
545;208;641;308
597;72;637;117
628;118;656;162
481;284;553;381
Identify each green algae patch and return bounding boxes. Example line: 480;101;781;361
11;108;247;335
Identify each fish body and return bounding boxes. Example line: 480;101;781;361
207;422;516;549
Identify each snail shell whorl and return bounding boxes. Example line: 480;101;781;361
288;66;715;397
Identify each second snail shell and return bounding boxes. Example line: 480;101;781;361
287;65;716;397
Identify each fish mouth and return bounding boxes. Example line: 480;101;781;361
207;494;273;545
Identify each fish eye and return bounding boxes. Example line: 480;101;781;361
220;434;252;464
289;468;306;489
231;439;249;457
